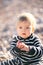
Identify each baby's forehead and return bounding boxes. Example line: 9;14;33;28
17;21;31;26
20;20;31;24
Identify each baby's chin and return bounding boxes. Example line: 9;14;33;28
20;36;29;39
19;34;31;39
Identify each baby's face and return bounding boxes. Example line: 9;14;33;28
16;21;32;39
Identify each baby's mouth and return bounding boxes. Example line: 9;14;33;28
22;33;26;35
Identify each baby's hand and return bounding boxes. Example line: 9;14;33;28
20;43;30;51
16;40;30;51
16;40;24;49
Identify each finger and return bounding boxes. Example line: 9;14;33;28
20;45;24;49
16;40;21;47
20;47;25;51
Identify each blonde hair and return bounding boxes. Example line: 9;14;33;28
16;12;36;33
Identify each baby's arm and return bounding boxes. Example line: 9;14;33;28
10;37;18;56
26;37;42;62
10;37;25;56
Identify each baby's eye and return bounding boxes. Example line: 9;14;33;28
26;27;30;29
19;27;22;29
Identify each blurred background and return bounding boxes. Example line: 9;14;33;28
0;0;43;61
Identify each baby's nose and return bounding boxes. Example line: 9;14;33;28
23;28;26;30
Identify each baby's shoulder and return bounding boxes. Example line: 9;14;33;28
33;34;41;43
33;33;40;39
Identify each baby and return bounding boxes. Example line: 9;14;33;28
10;12;42;65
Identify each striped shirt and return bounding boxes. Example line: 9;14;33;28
10;34;42;63
0;34;42;65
